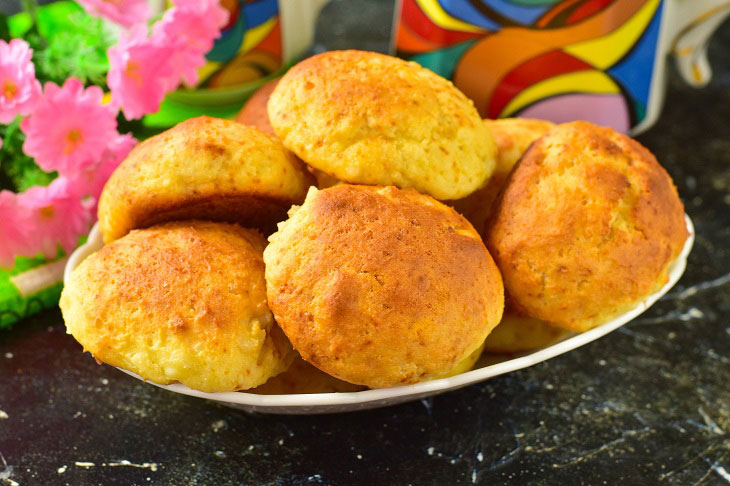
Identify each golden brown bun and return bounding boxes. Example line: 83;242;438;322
450;118;554;234
483;313;568;354
235;78;279;136
439;341;485;377
264;185;504;388
60;221;295;392
98;116;314;243
236;80;343;190
268;50;497;200
486;121;688;332
485;118;557;175
251;356;366;394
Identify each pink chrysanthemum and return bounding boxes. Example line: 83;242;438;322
17;177;94;260
107;27;177;120
75;0;150;29
20;78;118;176
153;0;229;86
0;39;41;124
0;191;32;269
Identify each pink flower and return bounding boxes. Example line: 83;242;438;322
0;39;41;124
20;78;118;176
17;177;94;259
72;133;137;213
75;0;150;29
107;27;177;120
153;1;229;86
0;191;32;269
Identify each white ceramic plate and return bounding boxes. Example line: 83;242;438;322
65;216;694;414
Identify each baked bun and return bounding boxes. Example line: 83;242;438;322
486;121;688;332
483;313;567;354
236;78;279;136
98;116;313;243
60;221;295;392
264;185;504;388
485;118;556;176
252;356;366;394
451;118;554;233
440;341;485;377
268;50;497;200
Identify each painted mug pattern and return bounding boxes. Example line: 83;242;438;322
395;0;730;133
197;0;283;90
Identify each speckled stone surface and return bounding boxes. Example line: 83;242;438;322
1;2;729;485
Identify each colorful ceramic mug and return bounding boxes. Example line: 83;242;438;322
394;0;730;134
148;0;330;126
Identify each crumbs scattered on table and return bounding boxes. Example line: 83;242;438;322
107;460;159;471
211;420;226;432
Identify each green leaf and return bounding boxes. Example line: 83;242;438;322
0;119;56;193
8;1;116;86
32;10;116;86
0;14;10;42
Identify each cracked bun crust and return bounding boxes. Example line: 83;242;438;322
264;185;504;388
268;50;497;200
486;121;688;332
60;221;295;393
98;116;313;243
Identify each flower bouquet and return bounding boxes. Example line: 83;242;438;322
0;0;228;328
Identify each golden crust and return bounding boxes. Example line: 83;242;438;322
451;118;554;234
236;78;279;137
235;82;342;191
486;121;688;332
268;50;497;200
60;221;295;392
485;118;556;175
98;116;314;243
264;185;504;388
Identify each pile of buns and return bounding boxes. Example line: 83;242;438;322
60;51;688;394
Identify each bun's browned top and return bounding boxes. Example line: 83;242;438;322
98;116;314;243
486;121;688;332
268;50;496;200
264;184;504;388
60;221;295;392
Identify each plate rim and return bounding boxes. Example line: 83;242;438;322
65;215;695;410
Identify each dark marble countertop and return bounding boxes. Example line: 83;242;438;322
1;2;729;485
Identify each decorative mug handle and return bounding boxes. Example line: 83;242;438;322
668;0;730;87
280;0;332;63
